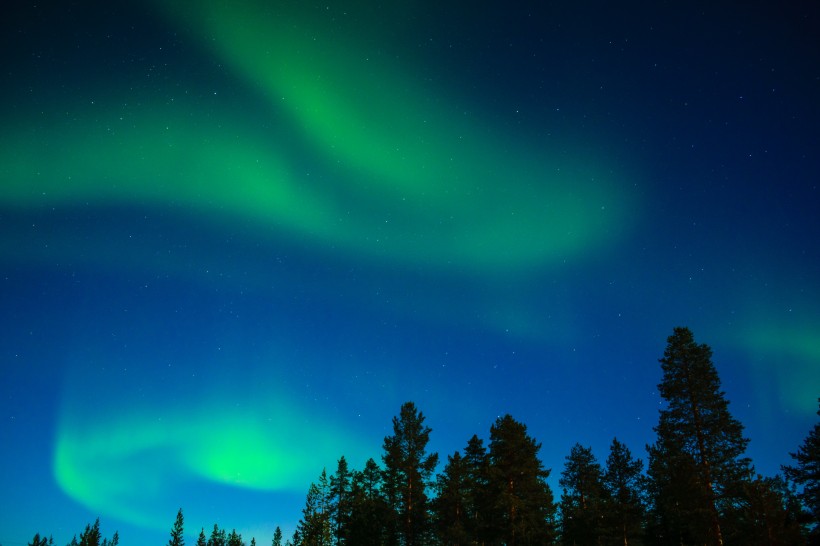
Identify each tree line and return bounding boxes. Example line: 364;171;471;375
27;327;820;545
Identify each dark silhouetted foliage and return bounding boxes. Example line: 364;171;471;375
646;327;752;546
560;443;608;545
168;508;184;546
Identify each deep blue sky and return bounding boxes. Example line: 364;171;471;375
1;1;818;545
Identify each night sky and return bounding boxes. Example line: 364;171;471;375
1;1;818;544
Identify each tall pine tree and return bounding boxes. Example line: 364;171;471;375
382;401;438;546
346;458;388;545
462;434;491;544
433;451;470;545
487;414;557;545
559;443;608;545
330;455;352;545
296;469;333;546
602;438;645;546
646;327;751;546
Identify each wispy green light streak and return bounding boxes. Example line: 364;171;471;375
1;0;636;272
740;323;820;414
1;0;643;529
54;398;367;528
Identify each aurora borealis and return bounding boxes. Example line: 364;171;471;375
1;1;818;544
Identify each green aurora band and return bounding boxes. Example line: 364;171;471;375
54;392;370;528
739;323;820;414
8;0;815;532
1;6;636;523
1;0;634;272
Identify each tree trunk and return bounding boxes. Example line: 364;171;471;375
685;364;723;546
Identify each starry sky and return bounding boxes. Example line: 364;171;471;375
1;1;818;544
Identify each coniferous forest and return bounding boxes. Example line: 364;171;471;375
25;328;820;546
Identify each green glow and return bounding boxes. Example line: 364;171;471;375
0;0;635;271
0;104;340;239
739;323;820;414
12;0;637;527
54;397;367;527
155;0;635;268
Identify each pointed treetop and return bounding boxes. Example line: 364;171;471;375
168;508;185;546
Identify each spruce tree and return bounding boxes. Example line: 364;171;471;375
208;524;226;546
433;451;470;544
317;469;333;545
723;474;808;545
487;414;557;545
346;458;388;545
783;400;820;536
296;470;333;546
227;530;244;546
602;438;645;546
382;401;438;546
197;529;207;546
79;519;102;546
646;327;751;546
272;527;283;546
462;434;491;544
28;533;49;546
168;508;185;546
330;456;352;545
559;443;608;545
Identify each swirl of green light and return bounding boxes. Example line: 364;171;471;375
154;0;635;269
2;0;642;528
54;398;367;528
1;0;635;272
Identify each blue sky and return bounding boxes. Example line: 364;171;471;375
1;1;818;544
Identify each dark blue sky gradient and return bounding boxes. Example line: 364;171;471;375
1;2;818;545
